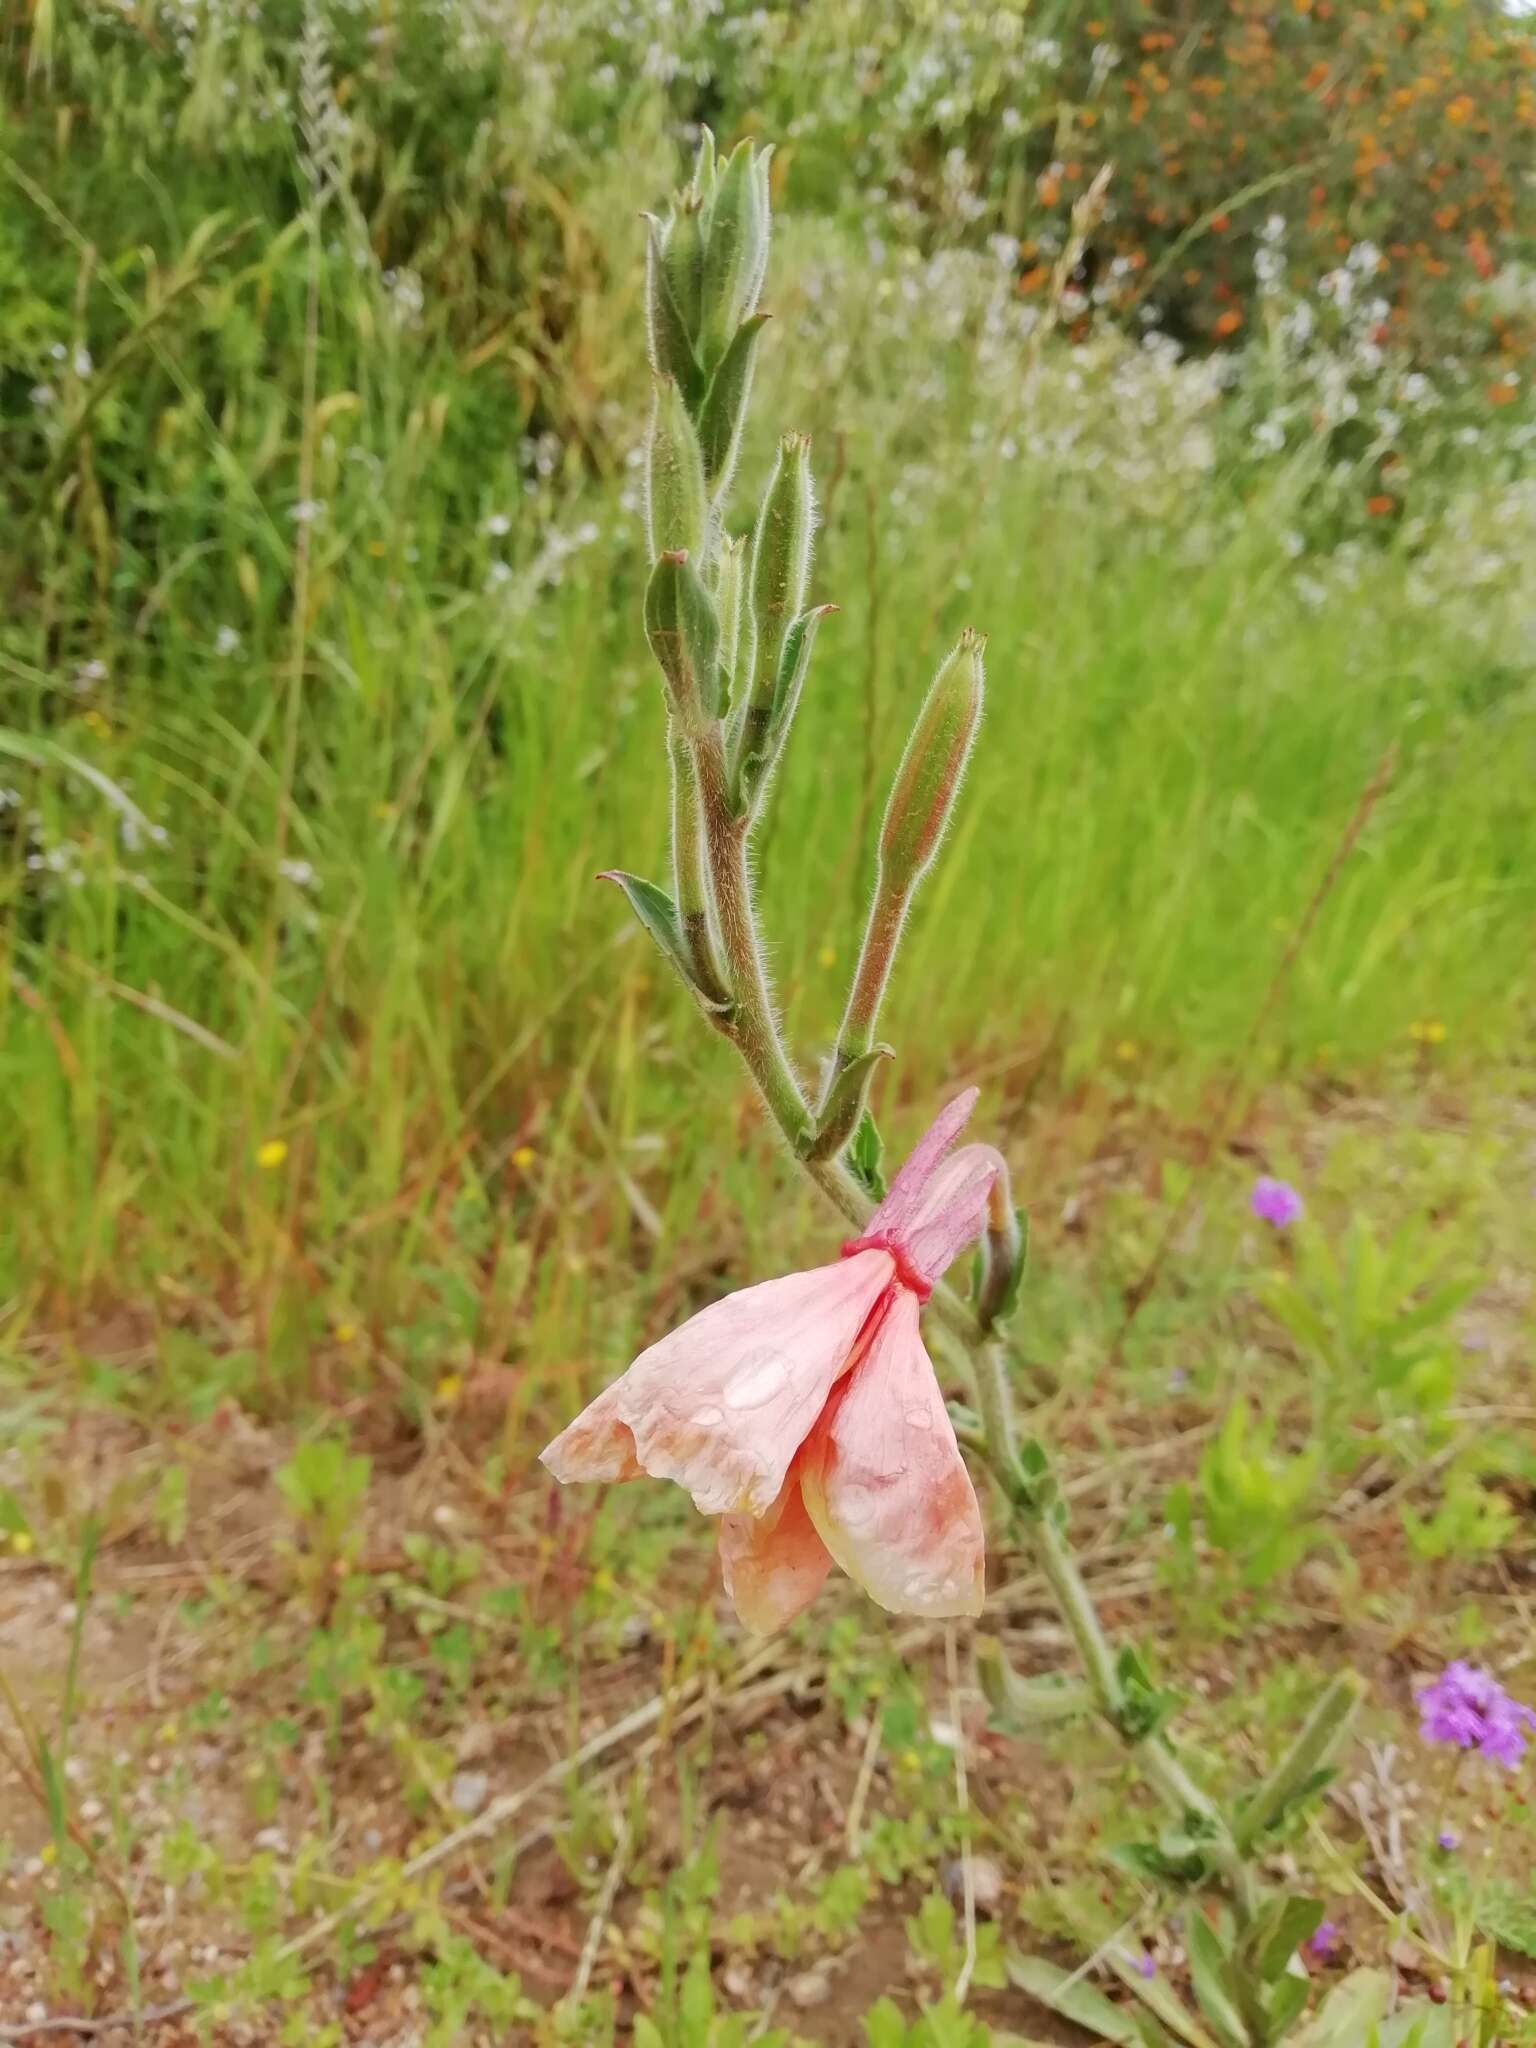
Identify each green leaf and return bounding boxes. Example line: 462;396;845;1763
802;1045;893;1162
1264;1972;1311;2035
600;871;726;1010
698;313;769;492
1256;1896;1326;1982
1005;1953;1139;2043
1184;1913;1250;2048
862;1999;909;2048
1288;1969;1389;2047
849;1110;886;1198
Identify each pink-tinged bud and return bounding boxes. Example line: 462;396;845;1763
644;550;721;735
878;628;984;897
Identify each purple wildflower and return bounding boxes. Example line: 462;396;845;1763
1417;1661;1536;1768
1437;1828;1460;1851
1251;1176;1303;1228
1307;1920;1341;1961
1134;1953;1157;1980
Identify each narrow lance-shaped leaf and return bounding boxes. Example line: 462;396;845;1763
645;377;708;562
697;312;770;499
598;871;728;1013
740;601;836;810
800;1044;891;1162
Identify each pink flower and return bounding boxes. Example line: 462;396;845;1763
541;1092;1004;1632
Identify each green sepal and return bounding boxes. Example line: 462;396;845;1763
598;871;731;1014
972;1205;1030;1332
849;1110;886;1199
643;213;703;407
799;1044;891;1163
697;313;770;495
739;600;836;809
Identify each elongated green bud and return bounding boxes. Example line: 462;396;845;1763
645;551;721;736
644;215;702;405
660;196;706;344
645;377;708;562
749;433;814;683
878;627;985;893
829;628;986;1072
700;139;772;372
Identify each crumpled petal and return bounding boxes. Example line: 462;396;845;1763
799;1288;984;1618
540;1248;894;1517
718;1468;833;1633
855;1092;1003;1289
863;1089;979;1249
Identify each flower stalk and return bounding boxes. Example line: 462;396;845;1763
602;133;1362;2045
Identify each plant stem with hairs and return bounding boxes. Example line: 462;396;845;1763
614;133;1363;2044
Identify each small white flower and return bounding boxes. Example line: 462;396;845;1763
291;498;325;526
215;625;241;656
277;858;318;890
30;383;55;408
483;511;512;537
73;346;94;378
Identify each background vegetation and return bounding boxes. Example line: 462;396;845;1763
1;2;1533;2042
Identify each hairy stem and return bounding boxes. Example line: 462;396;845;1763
692;726;811;1146
668;725;730;1007
828;876;905;1084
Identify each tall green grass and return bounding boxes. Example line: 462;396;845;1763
1;29;1531;1375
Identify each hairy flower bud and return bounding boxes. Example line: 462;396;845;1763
699;139;772;373
749;434;814;683
878;628;985;895
645;551;721;736
645;377;708;562
644;213;702;404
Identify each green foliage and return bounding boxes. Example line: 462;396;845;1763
1184;1403;1322;1587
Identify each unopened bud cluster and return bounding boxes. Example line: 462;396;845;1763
627;130;990;1178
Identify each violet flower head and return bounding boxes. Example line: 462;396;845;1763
1251;1175;1303;1228
1307;1920;1341;1961
1437;1828;1460;1852
1133;1953;1157;1981
1417;1660;1536;1768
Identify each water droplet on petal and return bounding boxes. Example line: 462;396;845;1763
724;1350;786;1409
904;1405;933;1431
693;1404;724;1427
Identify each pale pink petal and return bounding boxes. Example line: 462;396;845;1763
540;1379;642;1483
540;1248;894;1518
800;1288;984;1619
862;1089;979;1251
896;1141;1006;1287
718;1471;833;1633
